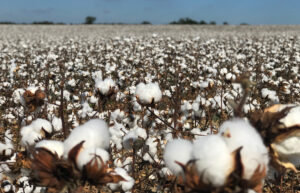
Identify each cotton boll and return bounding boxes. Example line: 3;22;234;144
135;82;162;104
52;116;62;132
26;86;38;94
192;135;234;187
35;140;64;158
143;137;158;163
109;167;135;192
109;122;127;150
163;139;193;176
63;119;110;159
78;101;93;118
20;125;43;147
272;136;300;167
261;88;279;103
12;88;26;106
0;130;13;156
219;118;269;180
123;126;147;150
95;78;116;95
76;147;109;170
31;119;52;134
279;106;300;128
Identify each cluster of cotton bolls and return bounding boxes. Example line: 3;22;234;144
30;119;133;192
1;25;300;192
164;118;269;192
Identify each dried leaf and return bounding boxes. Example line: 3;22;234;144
68;140;85;167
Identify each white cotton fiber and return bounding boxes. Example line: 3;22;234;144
0;130;13;156
219;118;269;180
63;119;110;159
123;126;147;149
52;116;62;132
20;120;50;147
135;82;162;104
31;118;53;134
108;167;135;192
163;139;193;176
192;135;234;187
279;106;300;128
76;147;109;170
35;140;64;158
12;88;26;106
95;78;116;95
273;136;300;167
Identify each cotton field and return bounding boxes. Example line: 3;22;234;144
0;25;300;193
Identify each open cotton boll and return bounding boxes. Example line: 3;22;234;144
63;119;110;159
109;122;127;150
0;130;13;156
35;140;64;158
143;137;158;163
95;78;116;95
279;106;300;128
31;119;52;134
26;86;39;94
163;139;193;176
108;167;134;192
52;116;62;132
123;126;147;150
12;88;26;106
92;70;103;82
135;82;162;104
76;147;109;170
273;136;300;167
192;135;234;187
219;118;269;180
20;125;43;147
261;88;279;103
78;101;93;118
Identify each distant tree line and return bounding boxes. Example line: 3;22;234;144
0;16;249;25
170;17;228;25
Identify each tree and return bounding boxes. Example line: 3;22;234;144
209;21;216;25
141;21;152;25
223;21;229;25
85;16;96;24
199;20;207;25
169;17;198;25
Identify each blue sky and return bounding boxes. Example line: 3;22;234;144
0;0;299;25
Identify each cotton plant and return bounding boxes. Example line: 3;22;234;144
250;104;300;172
94;78;118;112
20;118;53;147
28;119;127;192
163;118;269;193
19;86;46;113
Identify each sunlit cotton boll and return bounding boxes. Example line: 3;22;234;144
192;135;234;187
135;82;162;105
76;147;109;171
95;78;116;95
108;167;135;192
20;119;52;147
35;140;64;158
63;119;110;159
163;139;193;176
31;118;53;134
219;118;269;180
